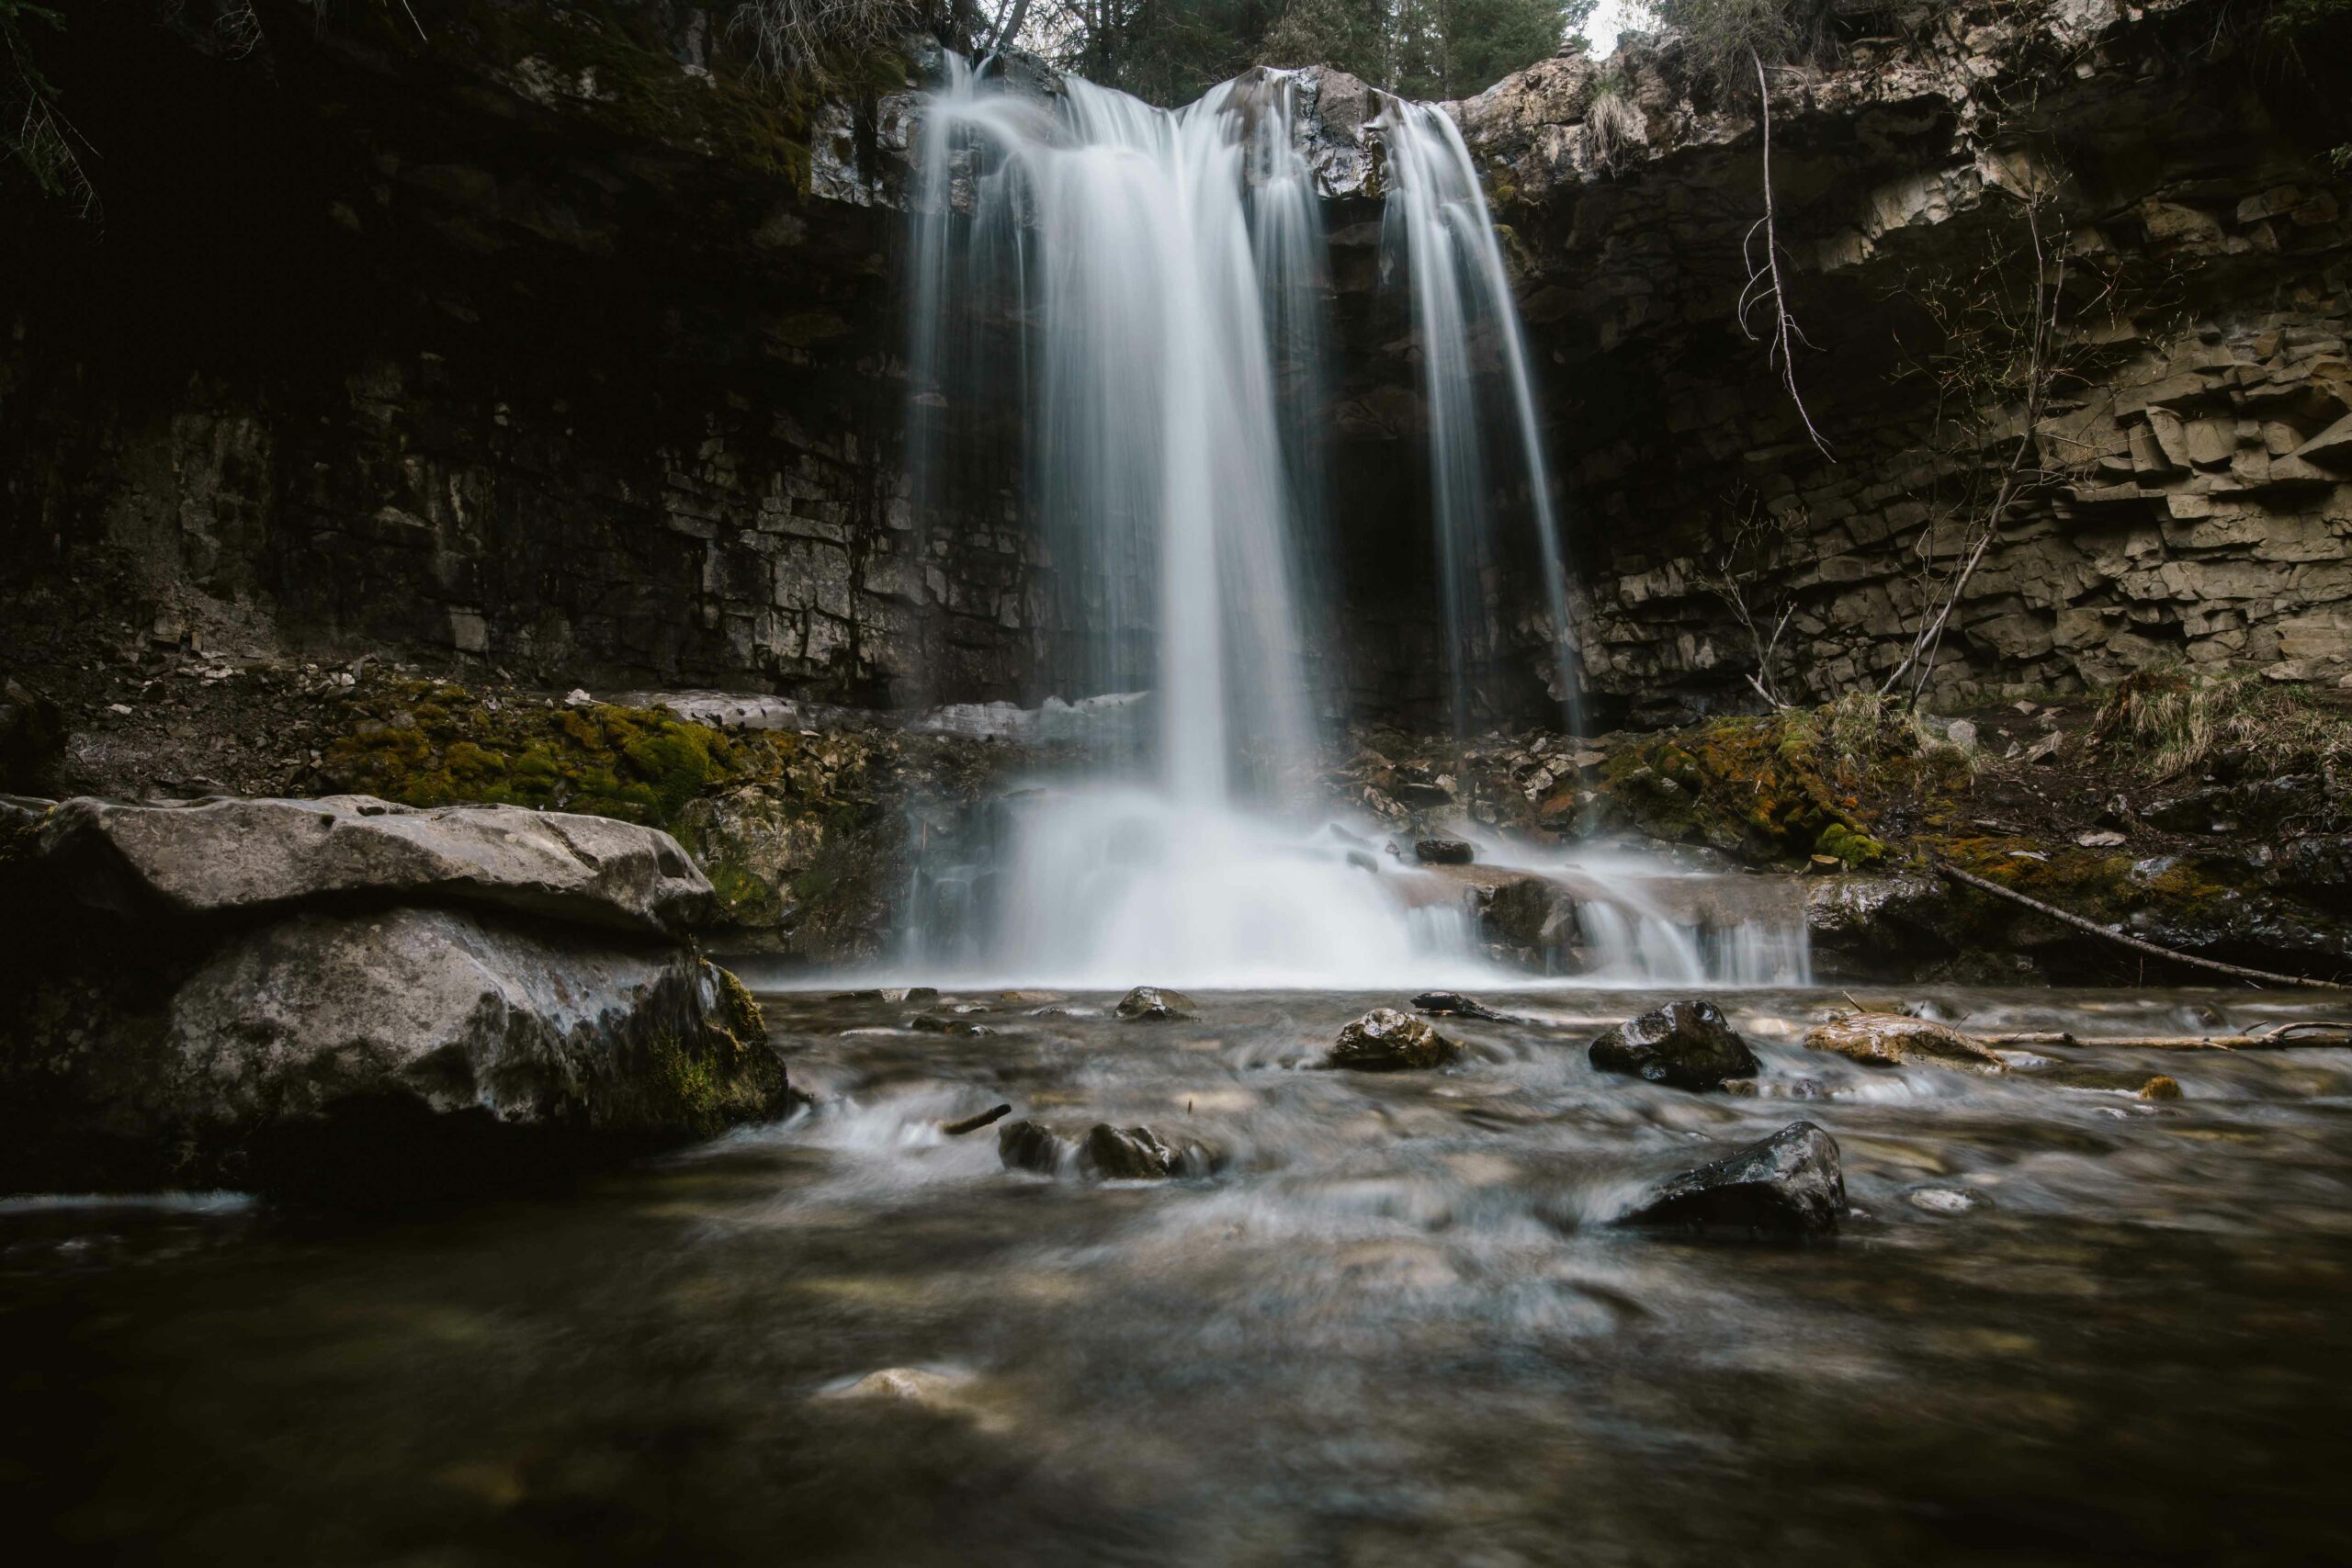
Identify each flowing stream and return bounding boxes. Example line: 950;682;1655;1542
8;984;2348;1562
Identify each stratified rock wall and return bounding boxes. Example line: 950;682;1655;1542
4;0;2345;733
1452;0;2352;723
1;2;1043;707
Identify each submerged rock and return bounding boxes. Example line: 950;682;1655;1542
1329;1008;1459;1070
1116;986;1197;1021
1804;1013;2007;1073
36;794;716;938
1615;1121;1846;1237
1082;1123;1180;1179
1589;999;1759;1092
1411;990;1514;1021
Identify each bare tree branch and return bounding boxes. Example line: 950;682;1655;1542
1736;49;1832;461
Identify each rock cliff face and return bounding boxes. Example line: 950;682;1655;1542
2;1;1036;709
1449;0;2352;721
4;0;2346;733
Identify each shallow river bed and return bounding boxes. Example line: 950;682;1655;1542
7;986;2352;1565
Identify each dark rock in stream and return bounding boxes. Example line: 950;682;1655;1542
1589;999;1759;1092
1082;1124;1181;1179
1116;987;1197;1021
1329;1008;1459;1070
1615;1121;1846;1237
997;1120;1069;1176
1414;837;1475;865
1412;991;1515;1022
998;1120;1197;1179
909;1012;993;1036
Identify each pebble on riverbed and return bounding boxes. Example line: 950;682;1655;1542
1589;999;1759;1092
1329;1008;1460;1070
1614;1121;1847;1238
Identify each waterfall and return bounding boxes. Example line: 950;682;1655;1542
899;58;1799;988
1374;96;1583;736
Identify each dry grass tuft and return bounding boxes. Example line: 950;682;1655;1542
2091;662;2352;781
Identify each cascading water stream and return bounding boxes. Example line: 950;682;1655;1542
899;57;1801;988
1374;96;1585;738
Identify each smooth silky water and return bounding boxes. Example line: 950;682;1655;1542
6;985;2350;1562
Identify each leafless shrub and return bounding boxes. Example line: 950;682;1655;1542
1697;487;1804;708
730;0;923;86
1876;150;2170;701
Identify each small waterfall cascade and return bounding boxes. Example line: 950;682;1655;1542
899;58;1803;989
1374;96;1583;737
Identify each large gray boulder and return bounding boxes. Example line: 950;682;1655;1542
166;908;774;1133
36;794;715;937
4;904;787;1202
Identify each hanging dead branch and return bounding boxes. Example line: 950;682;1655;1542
1736;49;1833;461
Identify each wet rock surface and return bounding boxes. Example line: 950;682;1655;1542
996;1119;1068;1176
1589;999;1762;1092
1328;1008;1459;1071
1615;1121;1848;1238
1804;1013;2010;1073
1411;991;1516;1021
1116;987;1198;1021
1081;1123;1182;1180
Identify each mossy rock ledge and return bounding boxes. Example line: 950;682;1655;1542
0;794;789;1204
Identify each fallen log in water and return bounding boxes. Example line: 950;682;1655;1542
1970;1021;2352;1053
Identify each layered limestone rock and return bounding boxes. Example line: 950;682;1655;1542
1440;0;2352;722
0;791;786;1200
39;794;716;937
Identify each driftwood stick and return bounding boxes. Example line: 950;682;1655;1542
941;1104;1012;1137
1933;862;2350;990
1974;1022;2352;1052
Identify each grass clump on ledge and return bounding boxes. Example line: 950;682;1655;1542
2089;662;2352;783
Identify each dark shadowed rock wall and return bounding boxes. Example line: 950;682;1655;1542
1;1;1045;707
6;0;2347;737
